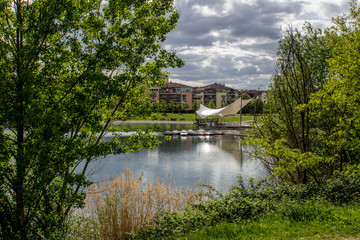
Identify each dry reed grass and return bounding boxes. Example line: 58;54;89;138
71;168;204;240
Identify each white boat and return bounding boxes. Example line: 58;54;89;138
187;129;195;135
195;129;206;136
172;130;180;135
164;131;173;135
180;130;188;136
206;131;215;136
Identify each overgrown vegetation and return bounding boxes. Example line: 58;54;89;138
0;0;183;239
244;0;360;184
130;170;360;239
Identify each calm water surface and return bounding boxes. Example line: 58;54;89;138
83;131;267;192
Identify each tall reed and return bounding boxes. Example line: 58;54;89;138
71;168;202;240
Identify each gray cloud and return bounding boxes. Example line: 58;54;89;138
164;0;349;90
170;0;302;44
320;1;349;17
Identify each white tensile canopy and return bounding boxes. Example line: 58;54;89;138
196;97;253;118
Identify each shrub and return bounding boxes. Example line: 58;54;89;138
320;171;360;204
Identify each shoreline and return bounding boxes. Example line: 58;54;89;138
112;120;253;126
112;120;194;125
111;120;253;136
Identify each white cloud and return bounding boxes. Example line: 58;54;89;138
192;5;220;17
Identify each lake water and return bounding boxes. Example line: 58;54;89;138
82;126;267;192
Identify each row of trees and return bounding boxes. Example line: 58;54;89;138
0;0;183;239
246;0;360;184
148;100;193;113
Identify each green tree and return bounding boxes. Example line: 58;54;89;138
177;102;183;113
208;101;216;109
0;0;183;239
169;100;175;113
246;24;330;184
160;100;167;114
242;98;264;114
310;0;360;170
151;101;159;113
183;102;190;113
192;101;200;111
240;93;251;100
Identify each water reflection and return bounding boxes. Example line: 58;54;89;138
82;135;266;192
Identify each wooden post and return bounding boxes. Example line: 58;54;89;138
240;94;242;127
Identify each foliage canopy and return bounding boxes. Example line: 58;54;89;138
0;0;183;238
246;0;360;184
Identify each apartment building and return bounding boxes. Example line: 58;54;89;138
147;80;239;110
201;83;239;108
159;82;193;109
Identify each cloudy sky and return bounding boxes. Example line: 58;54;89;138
163;0;350;90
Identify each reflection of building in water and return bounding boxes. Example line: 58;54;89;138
216;136;249;166
180;135;193;148
159;135;251;168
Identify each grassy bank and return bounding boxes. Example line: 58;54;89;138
131;113;254;122
179;204;360;239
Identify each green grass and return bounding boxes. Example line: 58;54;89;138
178;203;360;240
131;113;254;122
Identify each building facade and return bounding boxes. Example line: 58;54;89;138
149;81;193;110
201;83;239;108
147;80;241;110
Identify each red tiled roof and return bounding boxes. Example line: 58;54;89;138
243;90;266;97
162;82;192;88
202;83;236;90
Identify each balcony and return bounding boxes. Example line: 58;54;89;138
159;95;181;100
